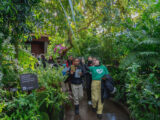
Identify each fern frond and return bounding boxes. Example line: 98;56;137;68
138;51;159;57
120;52;138;68
139;38;160;45
120;51;160;68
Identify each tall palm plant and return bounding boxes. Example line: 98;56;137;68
121;37;160;68
120;2;160;69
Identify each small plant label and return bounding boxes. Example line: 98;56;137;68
20;73;39;91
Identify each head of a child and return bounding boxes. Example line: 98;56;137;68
49;56;53;60
88;56;92;61
56;57;61;63
95;59;100;66
92;57;97;65
68;55;73;61
74;58;80;66
41;55;45;60
63;60;67;64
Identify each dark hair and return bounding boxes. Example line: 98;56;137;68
41;55;45;60
78;57;83;65
73;58;79;61
68;55;73;58
49;56;53;59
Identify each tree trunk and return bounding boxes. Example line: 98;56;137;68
60;30;73;58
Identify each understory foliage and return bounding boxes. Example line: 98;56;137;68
111;2;160;120
112;64;160;120
126;65;160;120
0;65;68;120
0;1;67;119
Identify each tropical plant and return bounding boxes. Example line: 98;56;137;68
126;64;160;120
119;2;160;69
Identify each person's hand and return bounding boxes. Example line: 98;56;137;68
102;77;106;80
79;72;82;76
71;71;74;74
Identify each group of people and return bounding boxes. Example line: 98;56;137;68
36;55;64;68
36;55;115;119
62;56;116;120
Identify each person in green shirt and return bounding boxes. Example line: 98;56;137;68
89;59;109;119
89;63;109;81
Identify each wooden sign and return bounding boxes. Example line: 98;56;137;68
20;73;39;91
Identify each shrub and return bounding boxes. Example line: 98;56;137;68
113;64;160;120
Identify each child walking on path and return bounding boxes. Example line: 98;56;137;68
89;59;109;119
69;58;83;115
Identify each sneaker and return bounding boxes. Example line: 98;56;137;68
88;101;92;105
97;114;102;119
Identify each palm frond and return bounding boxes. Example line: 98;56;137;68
120;50;160;68
138;51;159;57
120;52;138;68
139;38;160;45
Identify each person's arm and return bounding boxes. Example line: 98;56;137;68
68;68;74;75
89;66;93;75
64;68;73;83
85;64;90;71
71;71;74;75
79;68;83;77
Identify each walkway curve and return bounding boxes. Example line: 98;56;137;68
64;93;130;120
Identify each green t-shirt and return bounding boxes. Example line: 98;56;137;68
89;65;109;80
